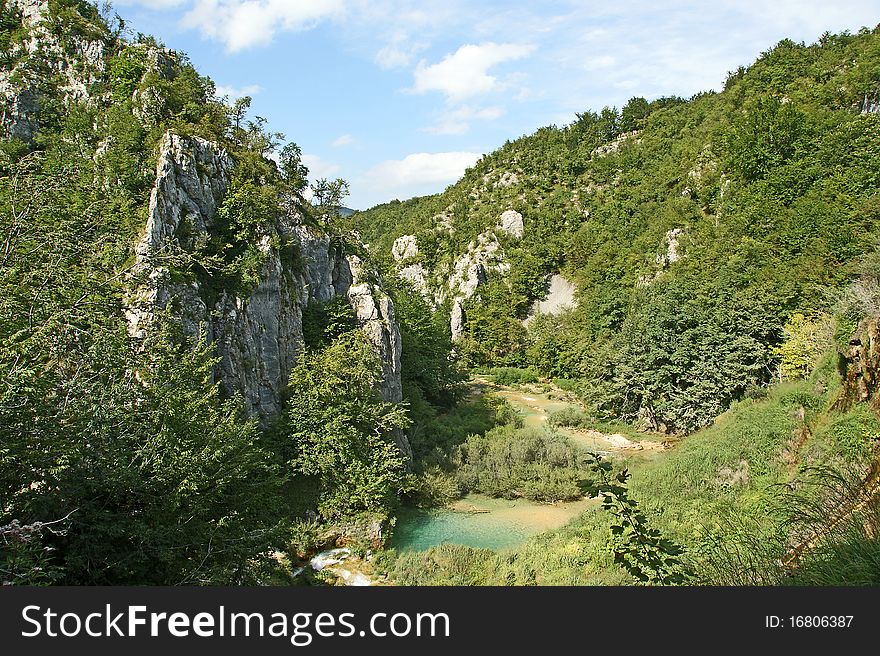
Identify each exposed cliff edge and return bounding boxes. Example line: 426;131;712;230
390;209;525;340
838;316;880;414
1;0;107;142
126;131;408;456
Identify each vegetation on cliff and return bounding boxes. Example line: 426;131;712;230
3;0;880;587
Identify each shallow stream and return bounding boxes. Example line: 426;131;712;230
392;380;616;552
391;493;593;552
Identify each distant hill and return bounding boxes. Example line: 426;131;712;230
357;27;880;433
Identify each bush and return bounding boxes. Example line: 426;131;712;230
773;312;835;380
453;426;584;502
487;367;541;386
547;406;594;429
404;466;461;508
387;544;493;586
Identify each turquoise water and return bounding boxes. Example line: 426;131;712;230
391;381;639;553
391;494;592;552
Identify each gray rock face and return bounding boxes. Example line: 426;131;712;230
450;300;466;341
590;130;640;158
524;274;577;327
1;0;107;142
389;235;430;300
637;227;687;287
442;231;509;339
398;263;429;295
389;224;513;339
661;228;685;265
498;210;524;239
127;131;408;456
391;235;419;262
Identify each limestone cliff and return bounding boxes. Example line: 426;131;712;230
390;209;525;340
838;316;880;414
0;0;107;142
127;131;408;456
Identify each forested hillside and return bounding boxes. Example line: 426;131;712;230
358;28;880;434
3;0;880;587
0;0;456;585
354;26;880;585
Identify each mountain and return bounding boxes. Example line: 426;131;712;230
2;0;880;587
358;27;880;434
0;0;416;584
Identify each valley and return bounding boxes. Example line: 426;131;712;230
2;0;880;587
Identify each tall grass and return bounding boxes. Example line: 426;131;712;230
453;426;585;502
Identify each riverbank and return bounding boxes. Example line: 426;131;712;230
390;376;670;554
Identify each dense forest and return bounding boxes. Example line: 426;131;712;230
358;23;880;584
2;1;880;586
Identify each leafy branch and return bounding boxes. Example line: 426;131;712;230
585;452;690;584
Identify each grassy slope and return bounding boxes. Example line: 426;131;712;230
386;352;880;584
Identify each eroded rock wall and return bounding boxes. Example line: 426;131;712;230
127;132;407;455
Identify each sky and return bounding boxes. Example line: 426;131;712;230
112;1;879;209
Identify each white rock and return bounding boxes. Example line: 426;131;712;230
664;228;685;264
450;300;466;341
391;235;419;261
498;210;524;239
524;275;578;327
310;548;351;571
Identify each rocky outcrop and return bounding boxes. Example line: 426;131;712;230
390;235;430;299
661;228;685;265
0;0;108;143
637;227;687;287
450;300;466;341
127;131;408;455
498;210;524;239
591;130;640;159
389;217;520;339
442;231;511;339
837;316;880;414
391;235;419;261
524;274;577;327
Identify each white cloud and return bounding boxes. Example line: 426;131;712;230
374;38;428;69
423;105;503;136
331;134;354;147
302;153;341;180
583;55;615;70
362;151;481;192
180;0;346;52
375;45;411;68
113;0;186;8
412;42;535;103
214;83;262;100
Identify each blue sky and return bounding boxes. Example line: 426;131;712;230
113;0;879;209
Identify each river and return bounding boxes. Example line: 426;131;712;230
391;378;662;552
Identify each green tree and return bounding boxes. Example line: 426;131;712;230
310;177;350;225
725;96;807;181
279;141;309;194
284;331;410;521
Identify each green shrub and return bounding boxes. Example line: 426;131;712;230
301;296;356;350
387;544;493;586
773;312;835;380
453;426;584;502
487;366;541;386
548;406;594;429
404;466;461;508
